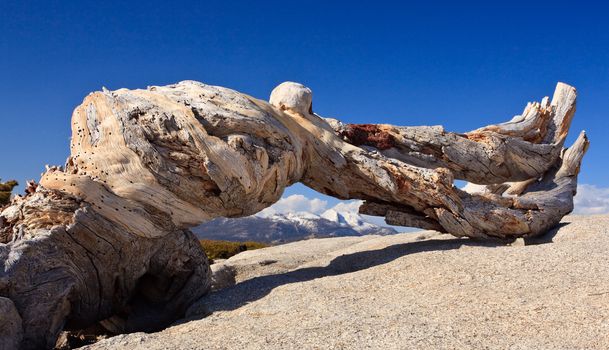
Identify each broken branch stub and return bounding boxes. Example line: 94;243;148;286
0;80;588;349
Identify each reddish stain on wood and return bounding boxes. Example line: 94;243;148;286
340;124;397;150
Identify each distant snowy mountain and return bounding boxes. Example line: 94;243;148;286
193;210;398;244
320;208;382;234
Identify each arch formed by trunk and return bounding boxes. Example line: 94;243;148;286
0;81;588;349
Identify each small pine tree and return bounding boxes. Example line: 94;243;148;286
0;179;18;206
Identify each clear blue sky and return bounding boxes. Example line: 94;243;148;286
1;1;608;205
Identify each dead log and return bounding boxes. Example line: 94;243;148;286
329;83;576;184
269;81;587;238
0;189;210;349
0;80;588;349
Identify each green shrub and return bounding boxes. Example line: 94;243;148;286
200;239;268;262
0;179;18;206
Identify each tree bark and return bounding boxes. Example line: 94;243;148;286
0;80;588;348
0;188;210;349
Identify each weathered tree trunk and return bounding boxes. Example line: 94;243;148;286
0;188;210;349
0;80;588;349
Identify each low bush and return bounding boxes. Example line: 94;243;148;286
200;239;268;262
0;179;18;206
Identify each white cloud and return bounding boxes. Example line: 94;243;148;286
330;200;363;214
573;184;609;215
258;194;329;217
258;195;368;218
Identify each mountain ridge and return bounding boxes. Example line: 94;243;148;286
193;209;398;244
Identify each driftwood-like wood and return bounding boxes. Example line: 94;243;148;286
0;188;210;349
0;80;588;349
330;83;575;185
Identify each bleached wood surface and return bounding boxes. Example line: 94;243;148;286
0;80;588;349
